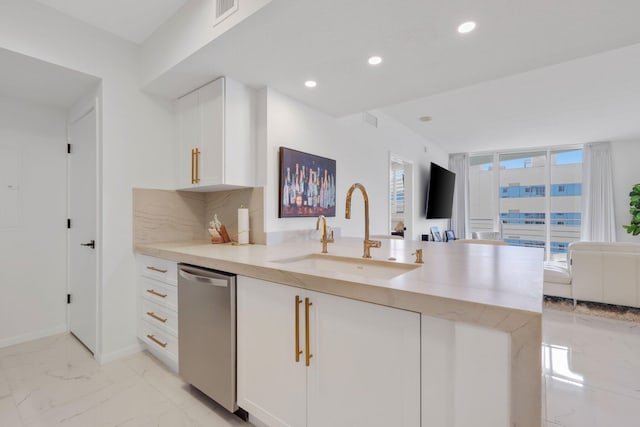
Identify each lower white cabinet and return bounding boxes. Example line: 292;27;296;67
237;276;421;427
136;255;179;372
421;316;511;427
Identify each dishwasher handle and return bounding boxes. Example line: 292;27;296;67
179;269;229;288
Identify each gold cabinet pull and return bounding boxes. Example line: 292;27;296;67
295;295;302;362
146;334;167;348
146;266;168;273
146;311;168;323
146;289;167;298
194;147;200;183
191;148;195;184
305;297;313;366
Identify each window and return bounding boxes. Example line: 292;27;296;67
469;147;582;261
549;149;582;261
390;166;404;214
499;151;547;252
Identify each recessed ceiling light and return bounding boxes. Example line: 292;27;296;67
304;80;317;88
419;116;432;122
368;56;382;65
457;21;476;34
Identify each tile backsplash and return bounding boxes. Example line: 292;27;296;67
133;187;265;246
205;187;265;244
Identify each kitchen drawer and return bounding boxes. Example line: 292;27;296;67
140;276;177;310
141;320;178;360
141;299;178;337
138;254;177;285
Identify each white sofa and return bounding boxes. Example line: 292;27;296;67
544;241;640;308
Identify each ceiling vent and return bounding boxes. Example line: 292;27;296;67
362;111;378;128
214;0;239;26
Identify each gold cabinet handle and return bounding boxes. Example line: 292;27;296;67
305;297;313;367
295;295;302;362
194;147;200;183
146;266;168;273
146;334;167;348
191;148;195;184
146;311;168;323
146;289;167;298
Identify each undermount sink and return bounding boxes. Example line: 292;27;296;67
271;253;420;280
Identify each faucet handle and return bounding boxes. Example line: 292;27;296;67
326;228;335;242
412;249;424;264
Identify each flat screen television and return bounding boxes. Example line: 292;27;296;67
425;162;456;219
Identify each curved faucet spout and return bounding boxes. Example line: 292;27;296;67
345;183;381;258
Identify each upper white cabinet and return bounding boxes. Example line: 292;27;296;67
176;76;254;191
237;276;421;427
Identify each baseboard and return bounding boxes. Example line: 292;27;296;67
248;414;271;427
96;342;144;365
0;324;67;349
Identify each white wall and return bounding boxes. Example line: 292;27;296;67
611;140;640;243
140;0;272;87
264;88;448;241
0;96;67;347
0;0;176;361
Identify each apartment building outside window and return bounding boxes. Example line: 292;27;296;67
469;148;582;262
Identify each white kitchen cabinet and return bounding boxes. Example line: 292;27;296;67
237;277;306;427
136;254;179;372
237;276;420;427
421;315;511;427
176;76;254;191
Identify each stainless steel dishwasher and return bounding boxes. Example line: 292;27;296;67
177;264;247;420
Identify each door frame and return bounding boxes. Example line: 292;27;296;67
66;91;102;359
388;152;414;240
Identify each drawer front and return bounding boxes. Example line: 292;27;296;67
138;254;177;285
141;321;178;360
140;276;178;310
141;299;178;337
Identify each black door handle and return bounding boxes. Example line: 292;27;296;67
81;240;95;249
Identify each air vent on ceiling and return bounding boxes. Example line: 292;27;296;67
215;0;239;26
362;111;378;128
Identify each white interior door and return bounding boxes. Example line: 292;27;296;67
68;108;97;354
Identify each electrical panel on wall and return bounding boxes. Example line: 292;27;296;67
0;147;20;228
214;0;239;26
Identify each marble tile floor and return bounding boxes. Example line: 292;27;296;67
0;334;252;427
1;308;639;427
543;308;640;427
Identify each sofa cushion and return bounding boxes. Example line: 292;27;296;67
544;263;571;284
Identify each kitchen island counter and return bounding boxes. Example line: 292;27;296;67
135;237;543;426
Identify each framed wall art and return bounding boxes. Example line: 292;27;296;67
279;147;336;218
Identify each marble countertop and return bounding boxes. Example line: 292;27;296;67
135;237;543;333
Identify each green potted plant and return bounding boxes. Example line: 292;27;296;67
622;183;640;235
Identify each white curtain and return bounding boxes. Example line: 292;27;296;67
449;153;470;239
581;142;616;242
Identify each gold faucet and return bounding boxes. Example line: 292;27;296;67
316;215;334;253
345;183;381;258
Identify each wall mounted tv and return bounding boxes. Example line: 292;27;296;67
425;162;456;219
